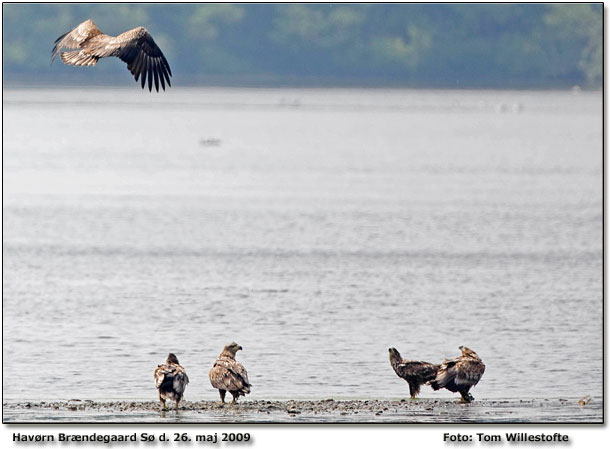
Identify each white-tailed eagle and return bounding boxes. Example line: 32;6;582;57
429;346;485;402
154;353;189;410
209;342;251;404
52;19;172;92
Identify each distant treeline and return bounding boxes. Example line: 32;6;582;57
2;3;602;88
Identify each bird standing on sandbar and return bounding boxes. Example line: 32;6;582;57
429;346;485;402
154;353;189;410
51;19;172;92
209;342;251;404
388;347;440;399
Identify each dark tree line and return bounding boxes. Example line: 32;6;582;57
2;3;602;87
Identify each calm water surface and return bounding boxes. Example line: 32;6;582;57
2;88;602;405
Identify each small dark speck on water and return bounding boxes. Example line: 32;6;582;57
198;138;222;147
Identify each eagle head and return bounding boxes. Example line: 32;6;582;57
226;342;243;354
459;346;479;359
388;347;401;361
167;353;180;365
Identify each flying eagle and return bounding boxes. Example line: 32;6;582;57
154;353;189;410
209;342;251;404
52;19;172;92
388;347;440;399
429;346;485;402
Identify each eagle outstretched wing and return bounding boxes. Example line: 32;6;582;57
115;28;172;92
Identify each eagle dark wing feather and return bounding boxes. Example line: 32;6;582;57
228;362;251;393
116;29;172;92
153;64;160;92
147;61;154;92
140;57;147;89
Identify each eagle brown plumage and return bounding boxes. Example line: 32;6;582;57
154;353;189;410
51;19;172;92
209;342;251;404
429;346;485;402
389;347;440;399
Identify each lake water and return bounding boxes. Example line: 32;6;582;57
2;88;602;412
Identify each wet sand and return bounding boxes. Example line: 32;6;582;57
3;397;602;423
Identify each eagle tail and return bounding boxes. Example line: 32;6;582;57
60;51;99;67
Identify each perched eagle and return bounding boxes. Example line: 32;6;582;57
209;342;251;404
52;19;172;92
429;346;485;402
154;353;189;410
388;347;440;399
